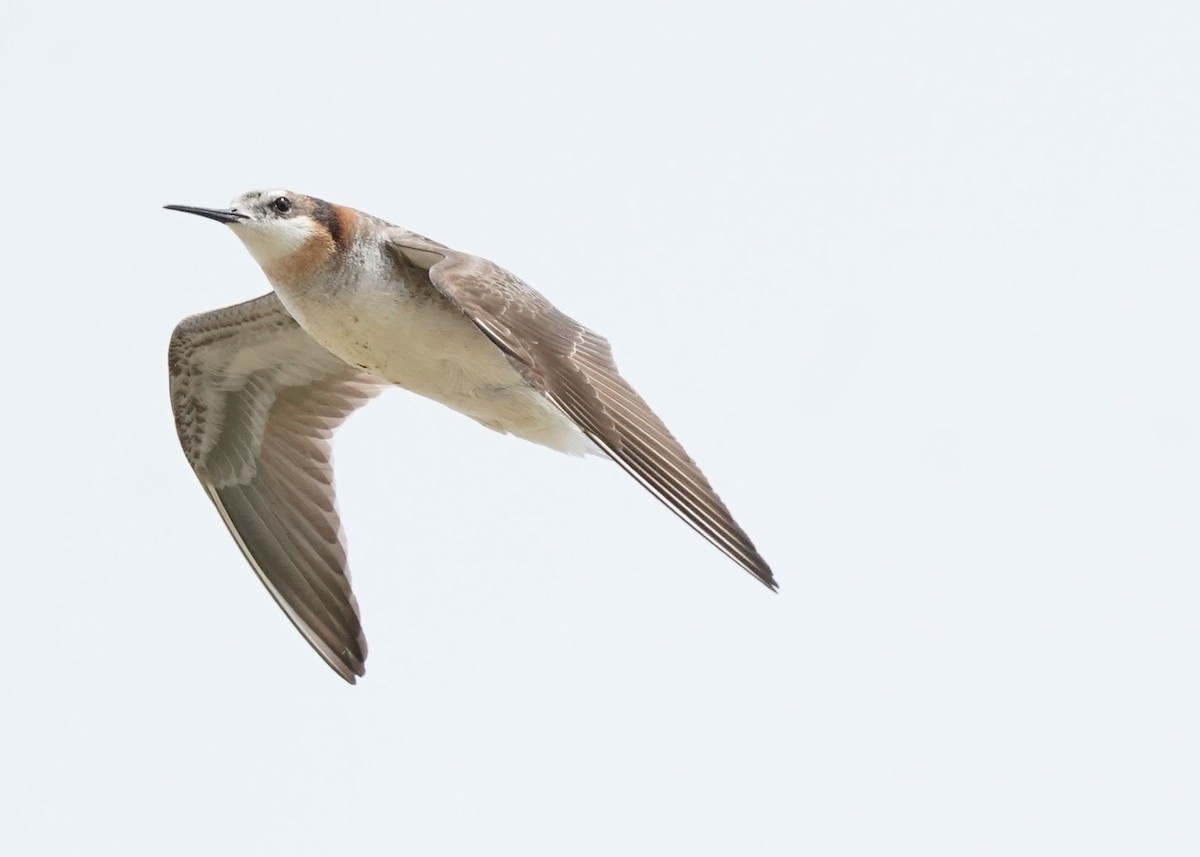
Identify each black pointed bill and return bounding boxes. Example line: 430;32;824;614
164;204;249;225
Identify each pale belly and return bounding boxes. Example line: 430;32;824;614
287;286;592;455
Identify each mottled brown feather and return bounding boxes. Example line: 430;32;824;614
168;293;382;682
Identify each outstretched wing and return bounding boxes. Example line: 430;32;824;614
169;292;383;682
388;231;776;590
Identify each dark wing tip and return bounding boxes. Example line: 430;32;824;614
337;666;361;685
732;546;778;592
327;645;366;685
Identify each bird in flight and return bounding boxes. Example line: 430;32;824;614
166;190;775;683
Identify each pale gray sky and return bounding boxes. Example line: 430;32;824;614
1;1;1195;854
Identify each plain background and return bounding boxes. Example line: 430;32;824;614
1;1;1195;854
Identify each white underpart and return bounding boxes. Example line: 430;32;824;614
270;259;594;457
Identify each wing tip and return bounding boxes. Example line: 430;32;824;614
748;561;779;592
328;653;366;685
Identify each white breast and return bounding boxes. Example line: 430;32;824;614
277;272;593;456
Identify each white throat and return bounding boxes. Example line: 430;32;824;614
231;217;318;268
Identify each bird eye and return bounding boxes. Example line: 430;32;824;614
272;197;292;213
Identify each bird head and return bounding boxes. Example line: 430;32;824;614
166;189;353;282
